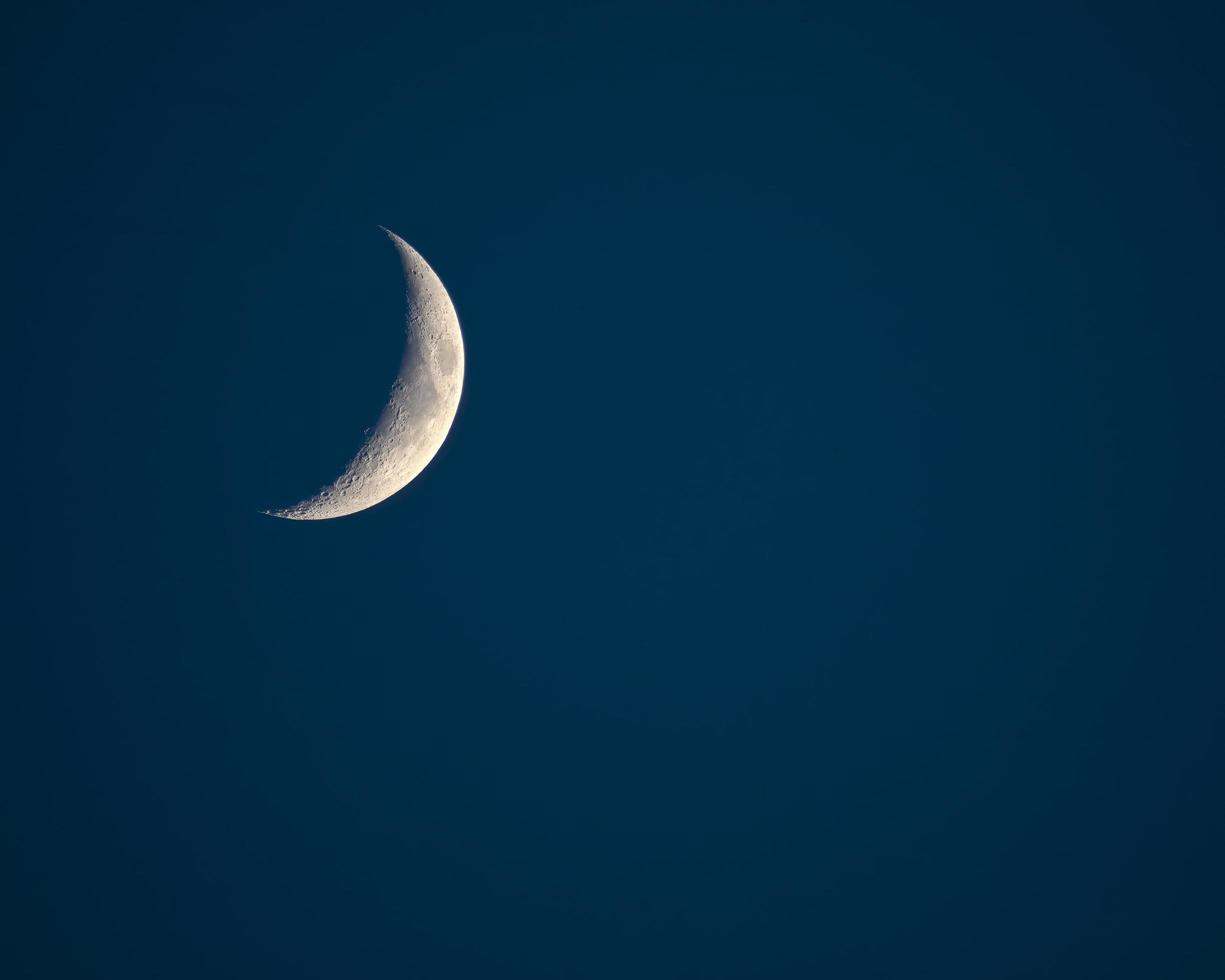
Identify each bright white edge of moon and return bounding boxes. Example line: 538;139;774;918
263;229;465;520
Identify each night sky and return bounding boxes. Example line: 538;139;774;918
7;2;1225;977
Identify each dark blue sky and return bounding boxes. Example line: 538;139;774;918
7;2;1224;977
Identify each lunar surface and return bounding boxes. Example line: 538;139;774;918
264;229;465;520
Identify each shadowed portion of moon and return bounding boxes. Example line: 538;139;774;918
264;229;465;520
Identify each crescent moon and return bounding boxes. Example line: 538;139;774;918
264;229;465;520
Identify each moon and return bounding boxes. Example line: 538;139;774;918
264;229;465;520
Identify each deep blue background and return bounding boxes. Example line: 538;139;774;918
6;1;1224;976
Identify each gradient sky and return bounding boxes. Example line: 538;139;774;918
7;2;1224;977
